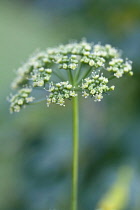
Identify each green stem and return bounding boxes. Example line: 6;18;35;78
74;63;82;83
108;75;116;80
72;96;79;210
68;69;73;84
29;98;46;105
53;70;66;81
76;66;93;85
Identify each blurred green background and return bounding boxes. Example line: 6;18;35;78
0;0;140;209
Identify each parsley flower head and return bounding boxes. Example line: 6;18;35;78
9;40;133;112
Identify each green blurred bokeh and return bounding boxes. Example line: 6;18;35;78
0;0;140;210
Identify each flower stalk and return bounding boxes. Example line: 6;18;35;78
72;95;79;210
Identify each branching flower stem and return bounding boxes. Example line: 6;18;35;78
76;66;93;85
53;70;66;81
74;63;82;83
108;75;116;80
68;69;74;84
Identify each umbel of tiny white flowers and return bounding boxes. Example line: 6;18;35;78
9;40;133;113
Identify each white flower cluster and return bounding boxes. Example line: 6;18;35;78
11;52;52;89
82;72;115;102
93;44;120;58
107;58;133;78
11;40;121;89
54;54;79;70
11;63;33;89
47;81;77;107
9;40;133;112
9;88;34;113
50;42;120;70
31;67;52;87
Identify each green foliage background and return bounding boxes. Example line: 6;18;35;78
0;0;140;209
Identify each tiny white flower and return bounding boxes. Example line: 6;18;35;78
14;105;21;112
52;97;56;103
44;75;51;81
82;91;89;98
94;94;103;102
70;91;77;97
22;93;28;98
58;97;65;106
26;97;35;103
114;71;123;78
37;80;44;87
39;67;44;72
18;99;24;105
63;64;68;69
110;85;115;90
45;68;52;74
69;63;77;70
89;60;95;66
129;71;133;76
66;84;72;89
90;89;95;95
